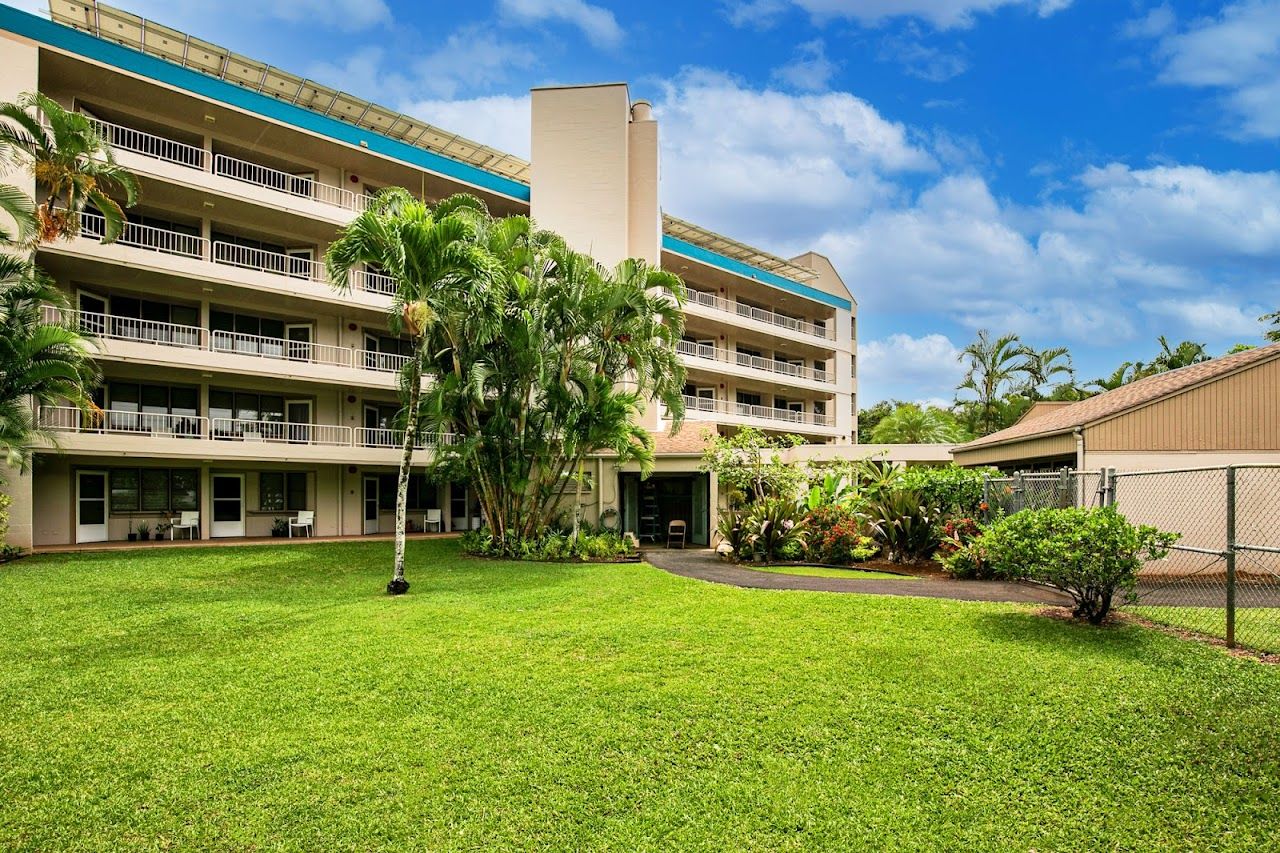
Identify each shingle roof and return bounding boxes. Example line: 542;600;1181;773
957;341;1280;450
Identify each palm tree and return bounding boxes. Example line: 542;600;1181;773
326;189;496;594
0;269;100;470
1261;310;1280;343
1088;362;1137;393
869;403;969;444
0;92;139;244
956;330;1033;436
1152;336;1210;372
1025;346;1074;398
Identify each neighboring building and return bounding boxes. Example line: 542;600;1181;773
0;2;858;549
952;343;1280;471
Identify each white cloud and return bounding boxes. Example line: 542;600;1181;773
497;0;623;48
727;0;1073;30
653;68;935;246
877;31;969;81
771;40;840;91
859;333;965;403
1141;1;1280;139
399;95;533;159
1140;298;1271;338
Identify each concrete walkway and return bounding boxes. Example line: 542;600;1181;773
643;548;1072;605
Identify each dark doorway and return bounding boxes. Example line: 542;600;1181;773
619;472;710;546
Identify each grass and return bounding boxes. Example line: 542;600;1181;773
2;540;1280;850
1130;604;1280;651
748;563;913;580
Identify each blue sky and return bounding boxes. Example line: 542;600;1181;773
9;0;1280;405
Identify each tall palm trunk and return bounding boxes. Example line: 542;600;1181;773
389;363;421;594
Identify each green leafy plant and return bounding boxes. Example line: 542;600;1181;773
715;507;749;560
134;521;150;541
898;465;993;517
937;517;992;579
460;529;635;562
744;496;808;562
804;471;857;511
271;517;289;537
700;427;806;507
979;506;1179;624
866;488;940;563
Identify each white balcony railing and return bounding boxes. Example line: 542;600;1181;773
678;394;835;428
686;290;834;341
212;153;358;212
212;242;321;281
44;307;207;349
79;210;206;259
211;418;352;446
39;406;459;451
350;269;397;296
357;350;412;373
355;428;459;449
677;340;834;384
89;117;207;169
40;405;207;438
210;331;351;367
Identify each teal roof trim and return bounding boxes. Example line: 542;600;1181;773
0;6;531;202
662;235;850;310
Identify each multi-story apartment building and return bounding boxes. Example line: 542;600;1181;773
0;1;857;550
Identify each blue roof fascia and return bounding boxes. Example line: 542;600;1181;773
0;6;531;202
662;235;851;311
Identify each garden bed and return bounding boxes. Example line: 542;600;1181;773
745;563;916;580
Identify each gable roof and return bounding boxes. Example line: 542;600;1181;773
957;342;1280;451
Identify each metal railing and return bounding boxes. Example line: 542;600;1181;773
89;117;207;169
79;210;206;258
211;418;352;446
350;269;397;296
685;289;833;340
44;306;206;349
212;242;321;281
676;340;833;384
212;153;357;211
357;349;412;373
354;428;459;449
210;331;350;367
678;394;835;427
40;405;206;438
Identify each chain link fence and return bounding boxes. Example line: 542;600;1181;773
984;464;1280;654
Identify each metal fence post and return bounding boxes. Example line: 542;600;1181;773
1056;467;1070;508
1105;468;1117;508
1012;472;1025;513
1225;465;1237;649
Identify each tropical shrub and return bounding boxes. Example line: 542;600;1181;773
866;488;941;563
937;517;992;579
0;492;18;562
979;506;1178;624
806;505;879;564
744;496;808;562
898;465;992;517
701;428;806;506
715;507;749;560
460;529;635;562
804;471;857;511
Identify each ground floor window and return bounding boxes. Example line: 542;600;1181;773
259;472;308;512
376;473;439;511
108;468;199;513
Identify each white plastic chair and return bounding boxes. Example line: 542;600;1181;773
424;509;442;532
289;510;314;538
171;511;199;540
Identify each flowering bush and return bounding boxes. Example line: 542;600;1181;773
806;506;880;564
938;516;992;579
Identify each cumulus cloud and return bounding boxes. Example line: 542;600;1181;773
1138;0;1280;139
399;95;533;159
726;0;1073;30
1140;298;1271;338
497;0;623;48
859;333;965;403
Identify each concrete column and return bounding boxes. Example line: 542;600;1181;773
1;464;33;551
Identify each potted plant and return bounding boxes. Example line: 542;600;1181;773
135;521;151;542
271;517;288;538
127;528;137;542
155;520;173;541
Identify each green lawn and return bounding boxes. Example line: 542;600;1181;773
749;563;914;580
3;540;1279;850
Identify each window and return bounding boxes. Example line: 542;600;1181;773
260;472;308;511
108;468;199;513
211;309;291;354
736;391;762;407
365;333;414;357
377;473;437;510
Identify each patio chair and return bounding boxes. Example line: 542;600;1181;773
424;509;443;532
289;510;314;538
170;511;199;540
667;520;687;549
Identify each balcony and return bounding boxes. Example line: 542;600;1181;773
64;212;392;308
38;405;456;461
684;290;834;342
676;340;833;387
90;117;366;216
679;394;836;430
43;307;408;385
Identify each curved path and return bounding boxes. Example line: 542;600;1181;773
643;548;1072;605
